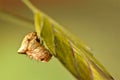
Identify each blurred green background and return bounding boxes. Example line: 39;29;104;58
0;0;120;80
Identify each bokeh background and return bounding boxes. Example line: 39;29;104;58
0;0;120;80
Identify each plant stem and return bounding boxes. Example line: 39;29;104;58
22;0;38;13
22;0;41;36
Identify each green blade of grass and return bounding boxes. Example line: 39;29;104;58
21;0;114;80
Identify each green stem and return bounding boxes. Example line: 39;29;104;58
22;0;38;13
22;0;64;30
22;0;41;36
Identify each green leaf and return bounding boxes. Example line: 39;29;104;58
40;17;56;56
21;0;114;80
